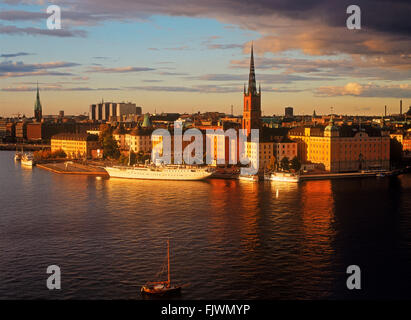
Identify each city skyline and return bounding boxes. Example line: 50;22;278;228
1;1;410;117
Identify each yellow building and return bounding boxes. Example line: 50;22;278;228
289;119;390;172
124;128;152;154
245;141;275;172
51;133;100;159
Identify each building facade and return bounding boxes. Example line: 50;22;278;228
51;133;101;159
289;119;390;172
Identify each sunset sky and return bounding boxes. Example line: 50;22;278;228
1;0;410;117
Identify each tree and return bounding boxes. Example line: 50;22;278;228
101;131;120;159
290;156;301;172
118;154;128;165
129;151;137;165
280;156;290;171
136;151;144;163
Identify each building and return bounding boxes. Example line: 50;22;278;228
273;137;298;163
34;84;42;122
51;133;101;159
403;135;411;153
89;102;142;121
242;44;261;137
245;141;274;172
15;121;28;142
26;122;67;141
0;119;7;139
285;107;294;118
289;118;390;172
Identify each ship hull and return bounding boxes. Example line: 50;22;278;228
105;166;213;181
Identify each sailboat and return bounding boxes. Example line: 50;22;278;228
140;240;182;296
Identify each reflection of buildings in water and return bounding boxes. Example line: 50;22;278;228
207;179;260;253
104;178;210;237
268;181;299;198
299;180;336;263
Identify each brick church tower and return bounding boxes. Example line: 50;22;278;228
242;44;261;137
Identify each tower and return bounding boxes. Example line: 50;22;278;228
34;82;42;122
242;44;261;137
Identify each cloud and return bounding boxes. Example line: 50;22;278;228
2;1;410;66
88;66;155;73
125;84;239;93
193;73;334;83
315;83;411;98
0;24;86;37
0;52;33;58
207;43;243;50
0;60;80;78
1;85;120;92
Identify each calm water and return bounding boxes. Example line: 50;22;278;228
1;150;411;299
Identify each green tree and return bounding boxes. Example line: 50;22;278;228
118;154;128;165
129;151;137;165
136;151;144;163
290;156;301;172
280;156;290;171
101;131;120;159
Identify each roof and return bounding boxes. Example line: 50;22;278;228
51;133;99;141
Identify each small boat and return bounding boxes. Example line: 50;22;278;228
238;174;259;182
14;152;22;161
269;172;300;183
141;240;182;296
21;153;35;166
14;146;23;161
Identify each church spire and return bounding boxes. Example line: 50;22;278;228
34;81;42;122
248;43;257;95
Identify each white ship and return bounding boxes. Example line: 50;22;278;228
238;174;259;182
105;165;213;181
21;153;35;166
267;172;300;183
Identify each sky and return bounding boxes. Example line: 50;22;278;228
0;0;410;117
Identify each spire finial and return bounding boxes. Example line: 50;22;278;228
248;42;256;95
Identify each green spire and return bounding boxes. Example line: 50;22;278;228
141;113;151;127
34;82;42;112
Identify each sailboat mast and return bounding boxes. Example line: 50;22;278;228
167;239;171;285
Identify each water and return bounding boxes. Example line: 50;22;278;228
1;150;411;299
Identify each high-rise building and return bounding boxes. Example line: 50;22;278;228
34;83;42;122
242;44;261;137
285;107;293;118
89;102;141;121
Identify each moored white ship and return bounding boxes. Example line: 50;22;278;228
268;172;300;183
105;165;213;181
238;174;259;182
21;153;35;166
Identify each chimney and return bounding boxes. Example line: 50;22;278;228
384;105;387;117
400;100;402;115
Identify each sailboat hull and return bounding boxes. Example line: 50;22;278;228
140;285;181;296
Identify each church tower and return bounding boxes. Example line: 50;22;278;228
34;82;42;122
242;44;261;137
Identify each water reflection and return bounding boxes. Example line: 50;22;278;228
2;150;411;299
